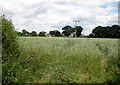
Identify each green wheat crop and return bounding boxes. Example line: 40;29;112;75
13;37;120;83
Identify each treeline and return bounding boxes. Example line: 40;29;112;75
16;29;62;37
17;24;120;38
16;25;83;37
89;25;120;38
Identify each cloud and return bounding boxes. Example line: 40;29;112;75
0;0;119;35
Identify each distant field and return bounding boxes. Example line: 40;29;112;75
13;37;120;83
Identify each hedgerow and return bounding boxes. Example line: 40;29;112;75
1;15;20;84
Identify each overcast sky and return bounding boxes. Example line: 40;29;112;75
0;0;119;35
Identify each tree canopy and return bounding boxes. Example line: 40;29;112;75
62;25;73;37
49;30;61;37
75;26;83;37
31;31;37;36
62;25;83;37
39;31;46;37
91;25;120;38
22;29;29;35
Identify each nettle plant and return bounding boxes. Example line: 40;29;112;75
1;15;20;84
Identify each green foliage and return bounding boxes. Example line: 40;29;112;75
49;30;61;37
49;31;54;36
14;37;120;83
62;25;73;37
39;31;46;37
21;29;29;36
0;15;2;84
92;25;120;38
1;15;20;84
31;31;37;36
62;25;83;37
75;26;83;37
18;32;23;36
22;29;29;35
89;33;95;38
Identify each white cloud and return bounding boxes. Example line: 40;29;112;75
0;0;119;35
15;25;27;32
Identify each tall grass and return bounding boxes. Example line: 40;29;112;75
13;37;120;83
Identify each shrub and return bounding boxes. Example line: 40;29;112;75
1;15;20;84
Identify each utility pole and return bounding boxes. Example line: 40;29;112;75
73;20;80;37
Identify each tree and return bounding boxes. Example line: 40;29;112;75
22;29;26;34
62;25;73;37
75;26;83;37
39;31;46;37
18;32;23;36
15;31;23;36
1;15;20;83
92;25;120;38
31;31;37;36
49;31;55;36
89;33;95;38
49;30;61;37
22;29;29;36
111;25;120;38
54;30;61;37
92;26;103;38
62;25;83;37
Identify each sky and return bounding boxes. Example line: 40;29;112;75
0;0;119;35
